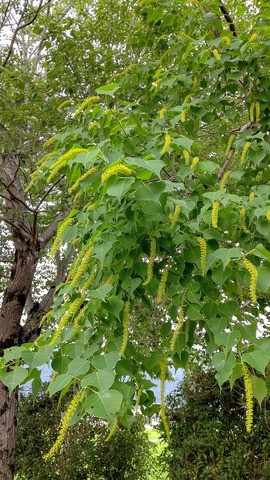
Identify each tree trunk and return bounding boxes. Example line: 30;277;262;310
0;384;18;480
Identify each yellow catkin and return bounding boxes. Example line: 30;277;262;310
44;135;56;148
157;267;169;304
159;107;167;119
110;64;136;81
170;307;184;353
81;265;97;293
67;247;87;282
49;216;73;258
150;78;162;91
240;142;251;165
70;246;94;287
222;36;231;46
154;67;163;79
249;102;255;122
242;363;253;433
143;238;156;286
255;101;260;122
135;387;142;414
86;201;99;211
192;76;198;89
160;134;171;155
169;205;181;228
101;164;132;182
45;372;58;394
240;207;249;234
225;134;235;156
48;148;88;182
44;390;84;459
184;93;192;104
185;319;190;343
180;108;186;123
212;49;221;61
57;99;72;111
159;362;170;443
120;301;130;357
88;121;99;131
248;33;258;43
74;96;100;117
50;297;83;345
73;303;89;329
249;192;255;201
105;416;118;442
191;156;199;169
243;258;258;304
180;31;195;42
211;201;220;228
183;150;190;165
219;170;231;189
68;166;99;194
267;210;270;221
197;237;207;276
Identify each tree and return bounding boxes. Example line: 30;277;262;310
0;0;270;478
163;363;270;479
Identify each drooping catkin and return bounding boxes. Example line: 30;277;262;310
248;33;258;43
50;297;83;345
197;237;207;276
45;371;58;394
212;48;221;61
249;102;255;122
157;266;169;304
57;99;72;111
180;109;186;123
74;96;100;117
44;390;84;459
120;301;130;357
242;363;253;433
159;107;167;119
183;149;190;165
240;207;249;233
243;258;258;303
105;416;118;442
211;201;220;228
185;319;190;343
69;166;99;194
249;192;255;201
48;148;88;182
169;205;181;228
240;142;251;165
219;170;231;189
135;387;142;414
49;216;73;258
191;156;199;169
225;134;235;156
160;134;171;155
159;361;170;443
267;210;270;221
222;36;230;46
70;246;94;287
170;307;184;353
255;101;260;122
143;238;156;286
101;164;132;182
73;303;89;329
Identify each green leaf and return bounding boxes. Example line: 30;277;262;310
96;83;120;96
210;247;242;267
186;305;203;320
121;277;142;293
92;242;113;264
214;331;240;354
242;351;270;375
126;157;165;178
32;371;42;401
84;389;123;421
91;352;120;370
107;178;135;200
135;182;166;202
4;346;26;362
103;296;124;318
171;136;193;151
68;358;90;377
257;266;270;293
81;370;115;391
0;367;28;393
251;375;268;405
49;373;72;397
250;243;270;262
88;284;113;301
21;345;54;369
212;265;233;287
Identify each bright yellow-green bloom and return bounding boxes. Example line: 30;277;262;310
50;297;83;345
184;93;192;104
70;246;94;287
88;121;99;131
180;108;186;123
192;76;198;89
69;166;99;194
185;319;190;343
160;134;171;155
74;96;100;117
211;201;220;228
135;387;142;413
249;102;255;122
248;33;258;43
44;389;84;459
105;416;118;442
225;134;235;156
240;207;249;233
49;216;73;258
157;267;169;304
159;107;167;119
48;148;88;182
153;67;163;79
255;101;260;122
219;170;231;189
240;142;251;165
221;36;231;46
101;164;132;182
81;265;97;293
249;191;255;201
159;361;170;443
183;149;190;165
191;156;199;168
212;48;221;61
120;301;130;357
197;237;207;276
242;363;253;433
267;210;270;221
143;238;156;286
243;258;258;303
169;205;181;228
57;99;72;111
150;78;162;91
73;303;89;329
44;135;56;148
170;307;184;353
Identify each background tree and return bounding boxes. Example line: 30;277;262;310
163;362;270;480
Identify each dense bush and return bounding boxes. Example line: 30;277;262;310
163;364;270;480
15;385;158;480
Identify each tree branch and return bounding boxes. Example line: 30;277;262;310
219;1;237;37
38;212;68;248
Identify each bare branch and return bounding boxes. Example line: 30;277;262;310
219;1;237;37
38;211;68;248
